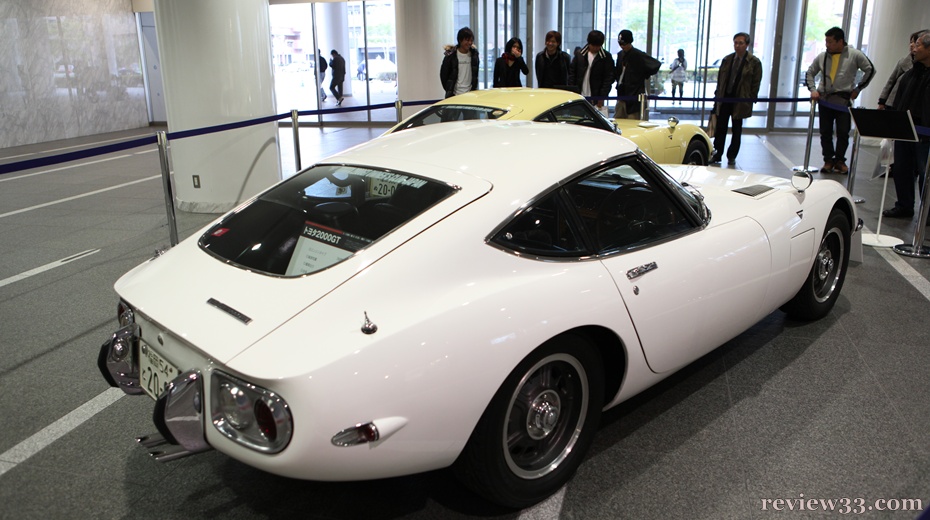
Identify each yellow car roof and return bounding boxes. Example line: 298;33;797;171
435;88;585;118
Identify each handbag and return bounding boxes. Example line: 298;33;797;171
706;113;717;136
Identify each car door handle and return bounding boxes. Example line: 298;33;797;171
626;262;658;280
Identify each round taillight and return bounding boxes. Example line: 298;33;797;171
254;399;277;442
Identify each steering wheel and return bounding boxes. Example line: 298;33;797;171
595;182;660;250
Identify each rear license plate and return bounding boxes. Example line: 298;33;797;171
369;178;398;198
139;340;179;400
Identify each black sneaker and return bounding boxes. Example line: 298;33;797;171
882;206;914;219
709;156;722;165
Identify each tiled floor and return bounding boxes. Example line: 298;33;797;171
1;121;930;520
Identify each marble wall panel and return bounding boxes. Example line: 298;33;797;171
0;0;149;149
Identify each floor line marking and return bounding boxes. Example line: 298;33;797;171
0;249;101;289
0;388;125;477
0;155;133;183
870;233;930;302
0;134;157;161
757;135;798;170
0;175;161;219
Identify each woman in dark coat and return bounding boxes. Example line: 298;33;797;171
493;37;529;87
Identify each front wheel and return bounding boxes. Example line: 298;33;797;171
683;139;709;165
781;208;851;320
453;334;604;509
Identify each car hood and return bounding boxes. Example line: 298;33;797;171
115;169;492;365
663;164;803;224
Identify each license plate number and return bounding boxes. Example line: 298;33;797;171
140;340;179;400
369;178;398;198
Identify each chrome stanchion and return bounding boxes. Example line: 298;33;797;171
291;109;301;172
156;131;179;247
893;148;930;258
638;93;646;121
846;128;864;204
395;99;403;123
793;102;820;174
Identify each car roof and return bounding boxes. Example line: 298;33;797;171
323;120;638;198
434;87;585;116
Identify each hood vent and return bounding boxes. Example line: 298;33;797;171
732;185;775;197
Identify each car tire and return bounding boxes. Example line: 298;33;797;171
453;334;604;509
781;208;851;320
683;139;709;165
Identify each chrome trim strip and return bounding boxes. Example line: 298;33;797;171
206;298;252;324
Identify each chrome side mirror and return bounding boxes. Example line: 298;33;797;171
791;171;813;193
667;116;679;129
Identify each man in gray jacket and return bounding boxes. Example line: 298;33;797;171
806;27;875;174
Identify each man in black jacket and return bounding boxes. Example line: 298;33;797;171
615;30;656;118
569;30;613;109
329;50;346;106
440;27;480;98
883;31;930;221
535;30;571;89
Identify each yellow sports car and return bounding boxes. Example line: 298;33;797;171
387;88;713;165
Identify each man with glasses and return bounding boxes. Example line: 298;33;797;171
883;31;930;222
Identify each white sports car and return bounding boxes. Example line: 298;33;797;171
99;121;859;508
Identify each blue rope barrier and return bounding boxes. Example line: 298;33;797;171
3;94;926;177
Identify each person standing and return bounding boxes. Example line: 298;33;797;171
440;27;480;98
669;49;687;104
710;32;762;165
329;49;346;106
882;31;930;221
535;30;571;89
314;49;327;101
878;30;927;111
493;37;529;87
569;30;614;109
614;30;658;118
805;26;875;174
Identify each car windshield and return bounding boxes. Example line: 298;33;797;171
394;105;508;132
199;165;454;277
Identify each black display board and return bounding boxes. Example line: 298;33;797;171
850;108;918;141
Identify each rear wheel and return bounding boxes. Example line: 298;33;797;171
683;139;709;165
453;334;604;509
781;208;851;320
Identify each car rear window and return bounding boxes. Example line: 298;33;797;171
199;165;454;277
395;105;508;131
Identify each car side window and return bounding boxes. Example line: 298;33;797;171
537;101;612;132
564;162;692;253
398;105;507;131
492;194;585;257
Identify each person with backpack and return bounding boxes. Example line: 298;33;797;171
710;32;763;165
614;30;660;118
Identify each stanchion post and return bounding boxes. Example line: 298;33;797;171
395;99;403;123
893;147;930;258
846;128;864;203
291;109;301;172
155;131;179;247
793;102;820;173
639;93;646;120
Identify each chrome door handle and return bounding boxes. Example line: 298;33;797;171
626;262;657;280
